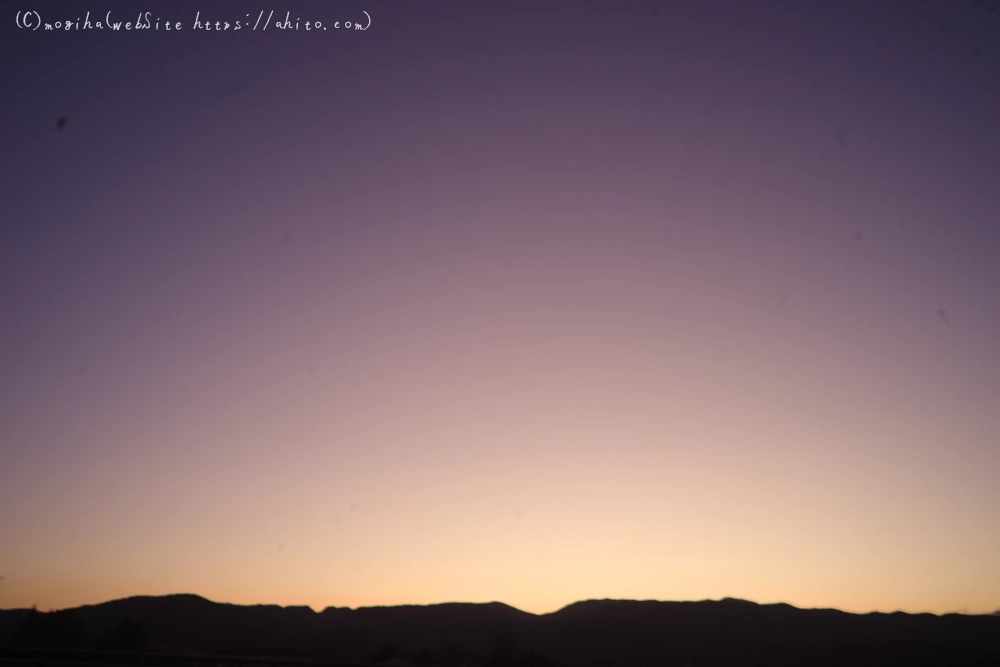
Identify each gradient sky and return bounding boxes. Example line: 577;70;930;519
2;0;999;617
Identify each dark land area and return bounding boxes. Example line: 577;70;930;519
2;596;999;667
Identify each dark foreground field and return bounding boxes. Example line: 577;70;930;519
2;596;999;667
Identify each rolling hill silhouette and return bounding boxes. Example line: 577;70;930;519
2;595;999;667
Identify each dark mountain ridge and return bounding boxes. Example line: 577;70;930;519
2;595;998;667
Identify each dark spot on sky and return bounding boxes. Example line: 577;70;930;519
222;81;248;98
712;98;722;108
57;117;67;130
973;46;981;56
855;232;864;242
937;308;951;327
835;129;848;147
350;503;358;511
778;293;789;308
938;22;949;33
650;7;660;17
277;542;285;551
990;6;997;14
283;233;291;244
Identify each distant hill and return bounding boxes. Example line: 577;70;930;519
2;595;999;667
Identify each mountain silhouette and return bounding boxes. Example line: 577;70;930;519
2;595;999;667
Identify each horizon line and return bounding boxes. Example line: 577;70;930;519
6;593;997;619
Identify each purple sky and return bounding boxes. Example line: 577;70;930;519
2;0;999;616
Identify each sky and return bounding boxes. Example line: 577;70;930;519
1;0;999;617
